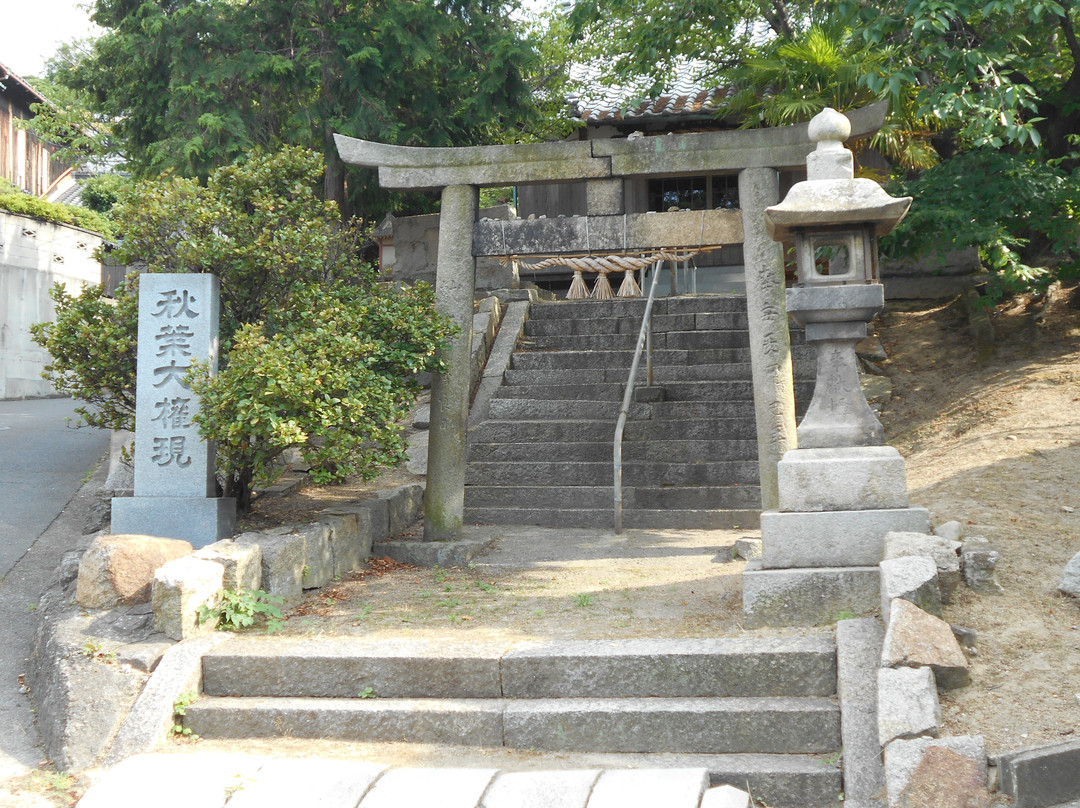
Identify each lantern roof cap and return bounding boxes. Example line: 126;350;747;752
765;108;911;241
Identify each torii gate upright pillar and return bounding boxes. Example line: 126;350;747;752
424;184;478;541
739;167;798;510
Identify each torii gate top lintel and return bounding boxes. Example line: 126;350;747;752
334;100;887;191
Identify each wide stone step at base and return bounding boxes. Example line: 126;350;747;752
184;696;839;755
202;636;837;700
465;506;762;530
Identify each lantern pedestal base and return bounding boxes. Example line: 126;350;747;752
777;446;909;512
742;561;881;628
110;496;236;549
760;506;930;570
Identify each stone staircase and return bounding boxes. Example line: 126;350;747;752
465;296;814;530
184;636;844;807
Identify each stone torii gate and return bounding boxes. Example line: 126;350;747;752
335;102;887;542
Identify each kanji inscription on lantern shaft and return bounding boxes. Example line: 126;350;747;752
132;274;220;498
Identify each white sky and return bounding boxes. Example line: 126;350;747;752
0;0;99;79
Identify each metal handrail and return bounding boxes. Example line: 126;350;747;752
613;259;664;534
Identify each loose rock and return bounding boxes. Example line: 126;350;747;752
1059;550;1080;598
885;532;962;603
961;539;1004;595
878;666;941;746
193;540;261;592
933;521;964;541
880;555;942;624
734;537;763;560
896;746;989;808
881;599;970;689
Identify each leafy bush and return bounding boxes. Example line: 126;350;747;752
0;188;114;238
79;173;131;215
29;281;138;432
883;150;1080;300
31;146;454;510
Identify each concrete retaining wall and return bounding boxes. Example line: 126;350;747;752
0;210;104;399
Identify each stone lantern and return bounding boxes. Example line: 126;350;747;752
742;108;931;627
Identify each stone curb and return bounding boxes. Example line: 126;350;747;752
103;633;231;766
468;298;530;431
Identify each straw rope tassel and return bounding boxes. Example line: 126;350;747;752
567;270;589;300
617;269;641;297
591;271;615;299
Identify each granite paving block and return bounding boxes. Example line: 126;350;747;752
481;770;600;808
226;759;387;808
359;768;498;808
587;769;708;808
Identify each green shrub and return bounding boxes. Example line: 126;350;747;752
31;146;454;510
0;190;114;238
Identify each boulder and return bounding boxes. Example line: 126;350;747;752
885;532;962;602
961;539;1004;595
1059;550;1080;598
880;555;942;624
881;599;970;689
76;534;194;609
896;746;989;808
878;666;940;746
193;540;262;592
151;557;224;640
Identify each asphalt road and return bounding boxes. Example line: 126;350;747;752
0;397;110;579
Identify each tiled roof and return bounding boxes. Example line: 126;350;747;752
0;60;48;107
568;60;733;124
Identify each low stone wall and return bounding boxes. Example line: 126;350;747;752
0;210;105;399
27;482;425;772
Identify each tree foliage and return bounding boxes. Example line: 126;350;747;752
31;147;454;511
883;150;1080;299
55;0;545;217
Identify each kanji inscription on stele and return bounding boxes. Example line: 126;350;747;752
132;273;220;498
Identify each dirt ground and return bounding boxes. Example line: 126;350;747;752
877;283;1080;758
243;281;1080;765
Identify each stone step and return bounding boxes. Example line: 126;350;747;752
466;439;760;463
493;380;808;402
201;637;837;699
484;398;648;421
184;696;839;755
510;346;816;371
470;418;761;444
522;330;751;352
467;461;759;487
464;507;761;530
463;485;761;511
502;364;815;387
523;311;750;336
